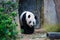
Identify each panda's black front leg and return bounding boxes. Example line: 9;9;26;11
21;25;34;34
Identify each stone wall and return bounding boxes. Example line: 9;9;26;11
44;0;58;24
54;0;60;23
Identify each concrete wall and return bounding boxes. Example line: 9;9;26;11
54;0;60;23
44;0;58;24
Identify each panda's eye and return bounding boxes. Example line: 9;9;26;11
33;22;34;24
29;21;31;24
28;15;30;18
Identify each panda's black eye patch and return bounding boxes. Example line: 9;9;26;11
33;22;34;24
29;21;31;24
28;15;30;18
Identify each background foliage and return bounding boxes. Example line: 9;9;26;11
0;0;18;40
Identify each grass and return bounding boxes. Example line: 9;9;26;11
43;23;60;32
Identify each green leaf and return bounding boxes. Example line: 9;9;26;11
0;8;5;12
11;2;16;8
11;12;17;17
8;32;11;36
6;1;11;4
21;29;24;33
0;24;5;29
2;37;6;40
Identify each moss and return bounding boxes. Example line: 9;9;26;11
43;23;60;32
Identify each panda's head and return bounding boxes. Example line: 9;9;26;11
20;11;37;27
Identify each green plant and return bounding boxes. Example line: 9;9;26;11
0;1;18;40
43;23;60;32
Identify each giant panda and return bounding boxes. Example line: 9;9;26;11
20;11;37;34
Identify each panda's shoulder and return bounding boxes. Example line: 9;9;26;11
20;11;26;19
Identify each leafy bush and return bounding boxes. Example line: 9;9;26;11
0;1;18;40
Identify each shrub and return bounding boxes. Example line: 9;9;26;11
0;1;18;40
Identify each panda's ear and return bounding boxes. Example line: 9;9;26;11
35;16;37;19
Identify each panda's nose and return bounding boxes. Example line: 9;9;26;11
31;25;33;27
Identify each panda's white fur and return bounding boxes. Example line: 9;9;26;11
20;11;36;27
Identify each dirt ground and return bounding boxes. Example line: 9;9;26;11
17;33;49;40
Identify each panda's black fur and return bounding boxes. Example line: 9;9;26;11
21;13;34;34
